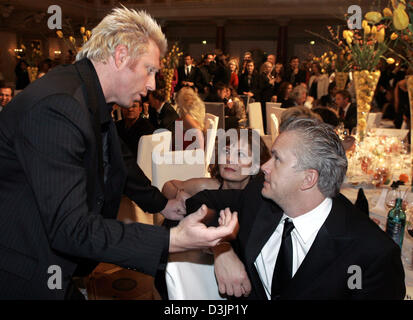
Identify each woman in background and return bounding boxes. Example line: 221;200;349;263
228;59;239;90
277;81;295;108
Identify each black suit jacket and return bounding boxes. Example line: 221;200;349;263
285;68;307;87
115;117;155;156
343;103;357;133
176;65;202;92
0;59;169;299
187;176;405;300
237;72;260;99
258;73;277;103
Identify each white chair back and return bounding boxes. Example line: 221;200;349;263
204;102;225;129
137;130;172;180
204;113;219;171
265;102;282;134
248;102;264;135
270;113;279;142
152;149;206;190
367;112;383;130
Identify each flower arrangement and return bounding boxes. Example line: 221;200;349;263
384;0;413;68
56;26;92;56
161;42;183;102
341;19;391;71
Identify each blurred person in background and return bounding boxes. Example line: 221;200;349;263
0;85;13;111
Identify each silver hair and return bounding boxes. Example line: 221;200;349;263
76;7;167;62
281;118;347;198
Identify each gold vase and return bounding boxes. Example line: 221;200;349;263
162;68;174;103
335;72;349;91
353;70;381;141
27;66;38;82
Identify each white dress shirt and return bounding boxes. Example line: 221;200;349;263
343;102;351;118
185;65;192;76
254;197;332;299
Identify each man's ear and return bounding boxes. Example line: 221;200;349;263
301;169;318;191
114;45;130;69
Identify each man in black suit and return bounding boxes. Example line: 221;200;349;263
176;54;202;92
115;101;155;156
284;56;307;87
147;87;179;134
336;89;357;133
237;61;260;101
187;118;405;299
0;8;237;299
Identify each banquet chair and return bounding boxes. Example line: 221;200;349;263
137;129;172;181
265;102;282;135
151;149;225;300
151;149;206;190
204;102;225;129
248;102;265;135
269;113;279;142
127;130;171;226
204;113;219;174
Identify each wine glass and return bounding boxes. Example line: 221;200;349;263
385;188;400;210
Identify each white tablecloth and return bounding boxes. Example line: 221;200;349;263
166;250;225;300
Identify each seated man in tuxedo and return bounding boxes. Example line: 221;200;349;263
146;86;179;134
335;89;357;133
187;117;405;300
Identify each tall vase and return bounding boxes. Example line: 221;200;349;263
335;72;349;91
353;70;381;141
27;66;38;82
406;75;413;189
162;68;174;103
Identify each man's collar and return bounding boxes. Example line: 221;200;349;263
282;197;332;244
157;102;166;114
83;59;112;125
343;102;351;115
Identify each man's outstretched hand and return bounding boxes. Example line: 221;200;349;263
169;205;238;253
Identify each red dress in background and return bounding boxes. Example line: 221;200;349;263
230;72;239;90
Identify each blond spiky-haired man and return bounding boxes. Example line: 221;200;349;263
0;7;237;299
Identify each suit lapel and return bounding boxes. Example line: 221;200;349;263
244;201;283;299
74;58;105;198
282;197;355;298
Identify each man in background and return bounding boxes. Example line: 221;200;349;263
0;84;13;111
